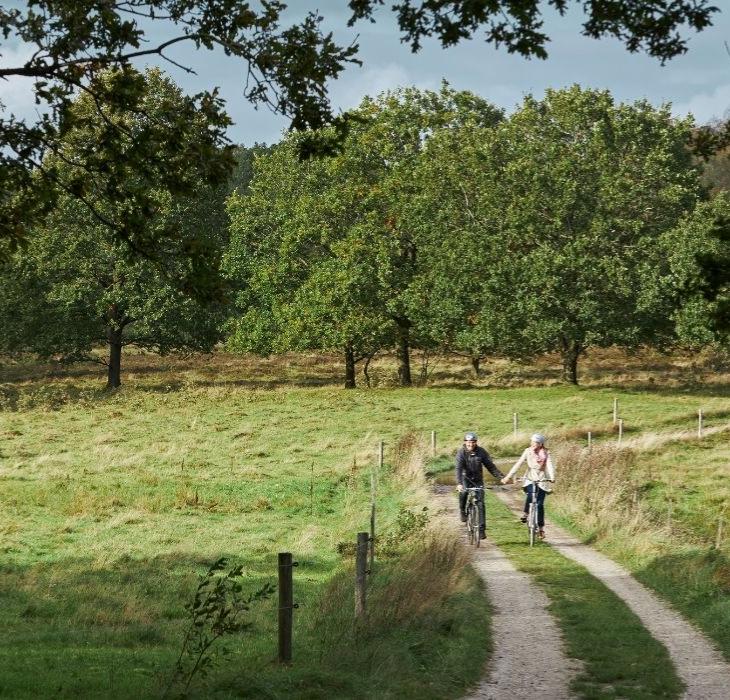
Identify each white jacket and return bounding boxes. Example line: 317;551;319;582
504;447;555;492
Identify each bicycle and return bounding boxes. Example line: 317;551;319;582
525;478;551;547
464;486;484;547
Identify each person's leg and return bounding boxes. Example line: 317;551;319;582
477;491;486;536
459;489;467;522
521;484;531;522
536;488;547;527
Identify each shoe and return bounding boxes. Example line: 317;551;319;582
479;531;487;540
520;515;527;523
538;529;545;539
460;513;467;523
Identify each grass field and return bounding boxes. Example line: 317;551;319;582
1;347;729;697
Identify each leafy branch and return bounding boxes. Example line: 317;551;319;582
164;557;275;699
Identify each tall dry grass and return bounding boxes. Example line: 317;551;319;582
549;436;722;554
312;435;475;656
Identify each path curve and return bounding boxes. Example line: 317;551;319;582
434;486;581;699
494;488;730;700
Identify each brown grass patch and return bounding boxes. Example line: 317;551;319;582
390;431;427;485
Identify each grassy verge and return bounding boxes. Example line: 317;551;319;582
3;349;730;696
550;433;730;662
0;382;492;698
485;493;684;700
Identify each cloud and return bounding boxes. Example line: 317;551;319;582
672;84;730;125
0;43;42;119
329;63;438;111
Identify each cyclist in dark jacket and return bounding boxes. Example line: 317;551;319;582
456;432;504;539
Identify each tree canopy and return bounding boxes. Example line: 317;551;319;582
1;0;719;274
414;86;703;383
225;84;706;385
0;68;228;387
224;84;503;387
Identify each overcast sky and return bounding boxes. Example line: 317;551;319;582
3;2;730;146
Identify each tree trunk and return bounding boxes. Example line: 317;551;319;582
362;353;375;388
560;337;583;385
344;344;356;389
395;320;412;387
471;356;481;378
107;328;123;389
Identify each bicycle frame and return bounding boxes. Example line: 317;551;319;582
526;479;548;547
464;486;484;548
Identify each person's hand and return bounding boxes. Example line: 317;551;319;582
500;477;509;485
456;483;464;492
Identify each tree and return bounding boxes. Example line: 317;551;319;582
413;86;704;383
225;84;502;387
681;196;730;340
224;135;395;389
1;1;717;271
504;88;704;382
0;69;228;388
0;2;359;269
407;121;531;375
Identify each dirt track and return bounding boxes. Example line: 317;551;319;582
492;488;730;700
435;486;581;699
434;483;730;699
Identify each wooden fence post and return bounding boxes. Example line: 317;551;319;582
698;409;704;438
355;532;369;619
278;552;297;663
613;398;619;425
378;441;384;470
309;462;314;516
430;430;436;456
587;431;592;451
716;516;724;550
369;473;376;574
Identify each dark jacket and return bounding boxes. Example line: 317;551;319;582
455;445;503;487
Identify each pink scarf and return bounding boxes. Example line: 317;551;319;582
533;446;548;470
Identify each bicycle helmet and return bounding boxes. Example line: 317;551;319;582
531;433;546;445
464;432;478;441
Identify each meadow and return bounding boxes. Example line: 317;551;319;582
1;347;729;698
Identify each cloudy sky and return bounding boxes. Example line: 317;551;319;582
3;2;730;146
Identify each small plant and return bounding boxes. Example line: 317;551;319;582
379;506;430;557
164;557;275;699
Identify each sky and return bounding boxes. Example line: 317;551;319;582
2;2;730;146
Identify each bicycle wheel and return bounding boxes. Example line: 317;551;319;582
464;503;473;544
467;504;479;547
528;504;537;547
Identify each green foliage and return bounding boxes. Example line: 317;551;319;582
664;195;730;347
0;69;228;386
224;83;503;386
0;2;359;261
165;557;275;698
1;0;717;296
348;1;717;60
413;85;704;382
379;505;430;556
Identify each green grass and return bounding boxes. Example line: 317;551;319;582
485;494;684;699
550;429;730;665
0;375;499;698
2;348;730;697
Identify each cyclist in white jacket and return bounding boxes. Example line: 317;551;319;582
501;433;555;539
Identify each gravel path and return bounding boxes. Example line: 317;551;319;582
493;488;730;700
434;486;581;699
